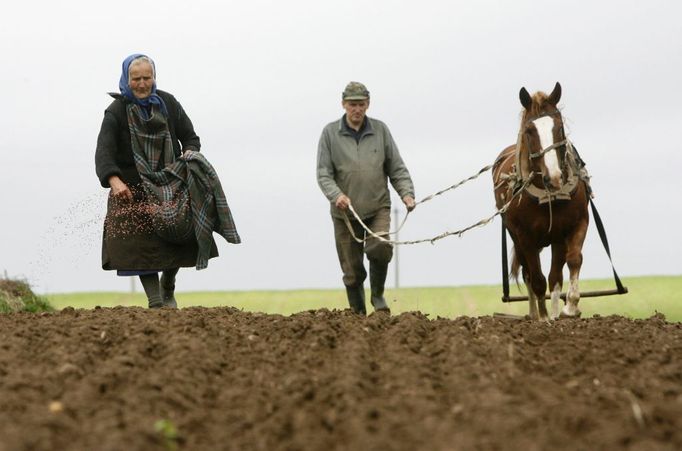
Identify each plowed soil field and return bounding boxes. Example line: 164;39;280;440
1;307;681;450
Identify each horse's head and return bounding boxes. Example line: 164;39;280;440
518;82;568;191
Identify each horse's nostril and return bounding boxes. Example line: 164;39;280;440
543;175;551;186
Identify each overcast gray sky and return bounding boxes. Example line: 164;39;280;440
1;0;680;294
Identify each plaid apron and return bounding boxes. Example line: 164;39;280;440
127;104;241;270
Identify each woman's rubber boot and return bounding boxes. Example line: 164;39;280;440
345;285;367;316
139;273;163;309
160;268;179;308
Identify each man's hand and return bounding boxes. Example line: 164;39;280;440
109;175;133;202
335;194;351;210
402;195;416;212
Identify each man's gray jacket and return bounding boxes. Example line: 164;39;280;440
317;116;414;219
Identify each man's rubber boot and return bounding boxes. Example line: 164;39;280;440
160;268;179;309
370;264;390;314
345;285;367;316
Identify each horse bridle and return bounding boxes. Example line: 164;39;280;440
523;110;569;159
529;139;569;159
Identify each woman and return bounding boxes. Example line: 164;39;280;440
95;54;239;308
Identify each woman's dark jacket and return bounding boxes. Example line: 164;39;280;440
95;90;217;271
96;90;200;188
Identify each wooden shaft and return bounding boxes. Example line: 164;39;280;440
502;287;628;303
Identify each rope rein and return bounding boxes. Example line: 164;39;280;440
392;160;503;237
343;167;537;246
342;158;504;242
529;139;567;159
342;126;572;245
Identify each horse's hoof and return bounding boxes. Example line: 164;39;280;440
559;310;582;319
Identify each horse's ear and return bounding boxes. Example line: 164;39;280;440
519;87;532;110
548;82;562;105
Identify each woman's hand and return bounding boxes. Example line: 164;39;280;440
108;175;133;201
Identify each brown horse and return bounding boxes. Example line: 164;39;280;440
493;82;589;320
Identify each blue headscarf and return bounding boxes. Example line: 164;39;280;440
119;53;168;118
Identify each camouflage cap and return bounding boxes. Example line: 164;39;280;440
342;81;370;100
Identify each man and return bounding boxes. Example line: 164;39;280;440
317;81;415;315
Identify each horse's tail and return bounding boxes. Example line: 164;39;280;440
510;246;521;285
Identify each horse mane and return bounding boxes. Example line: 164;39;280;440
520;91;562;124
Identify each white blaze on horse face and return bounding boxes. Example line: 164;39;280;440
533;116;561;186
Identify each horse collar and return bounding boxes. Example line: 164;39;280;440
510;138;589;205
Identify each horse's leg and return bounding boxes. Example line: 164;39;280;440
515;250;537;320
527;250;549;321
548;242;566;319
562;221;588;318
519;248;546;321
522;266;539;321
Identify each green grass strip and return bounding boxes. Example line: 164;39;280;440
45;275;682;321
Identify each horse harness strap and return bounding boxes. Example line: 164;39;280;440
588;198;627;294
501;220;510;300
508;139;590;205
529;139;567;159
